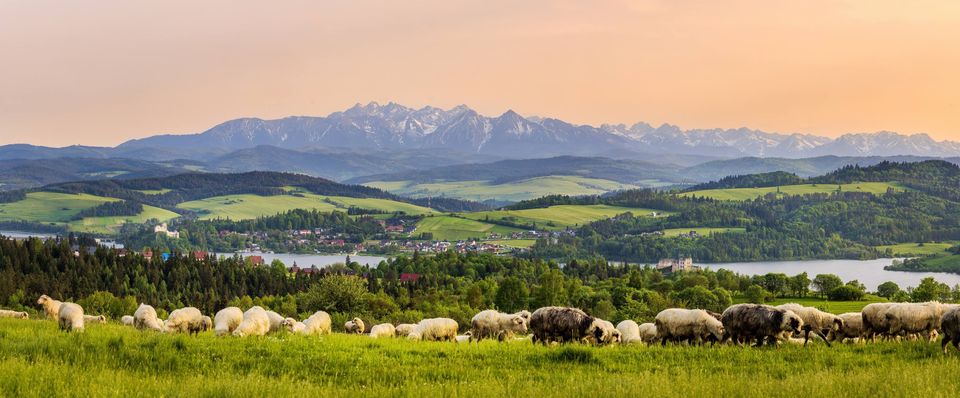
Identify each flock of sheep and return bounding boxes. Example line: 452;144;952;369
8;295;960;354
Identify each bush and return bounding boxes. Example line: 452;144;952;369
827;285;864;301
744;284;773;303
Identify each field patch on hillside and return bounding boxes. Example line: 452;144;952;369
462;205;662;230
177;193;434;220
662;227;746;237
415;216;523;241
682;182;903;201
66;205;179;234
367;175;642;203
0;191;118;223
874;242;956;257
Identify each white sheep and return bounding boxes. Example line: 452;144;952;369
395;323;416;337
214;307;244;336
654;308;725;345
775;303;843;346
407;318;458;342
233;306;271;337
456;331;474;343
586;319;621;345
121;315;135;326
58;302;85;332
0;310;29;319
265;310;285;333
834;312;864;343
470;310;528;342
616;320;643;344
165;307;210;334
884;302;951;342
283;318;307;334
638;322;657;344
133;303;164;331
344;318;366;334
83;315;107;324
369;323;396;338
303;311;332;335
862;302;896;342
37;294;62;320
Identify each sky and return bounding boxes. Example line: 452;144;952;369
1;0;959;147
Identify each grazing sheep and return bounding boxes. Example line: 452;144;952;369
165;307;209;334
133;303;164;331
884;302;950;342
265;310;285;333
585;319;621;345
57;302;85;332
775;303;843;346
654;309;725;345
407;318;459;342
638;322;658;344
121;315;135;326
515;310;532;323
529;307;595;345
395;323;416;337
303;311;332;335
369;323;396;338
214;307;244;336
37;294;62;320
456;331;473;343
833;312;865;343
616;320;643;344
940;307;960;354
344;318;366;334
470;310;528;342
83;315;107;324
721;304;803;347
862;303;896;342
282;318;307;334
233;306;271;337
0;310;28;319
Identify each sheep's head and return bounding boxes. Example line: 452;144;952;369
18;312;28;319
201;316;213;331
783;311;803;334
511;315;528;333
515;310;531;322
832;317;844;332
37;295;50;305
96;315;106;324
232;329;245;337
407;331;422;341
610;329;623;344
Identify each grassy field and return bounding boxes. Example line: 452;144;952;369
66;205;179;234
663;227;746;237
2;318;959;397
0;191;117;223
486;239;537;248
682;182;903;201
135;188;171;195
762;295;887;314
462;205;659;230
416;216;523;241
366;175;641;203
875;242;957;257
178;193;435;220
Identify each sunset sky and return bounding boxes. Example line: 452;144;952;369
1;0;959;147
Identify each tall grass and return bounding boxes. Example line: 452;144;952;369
1;318;959;397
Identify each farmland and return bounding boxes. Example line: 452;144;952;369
66;205;179;234
0;192;178;234
415;215;523;241
681;182;903;201
1;318;959;398
366;175;641;203
875;242;957;257
177;193;435;221
662;227;746;237
462;205;660;230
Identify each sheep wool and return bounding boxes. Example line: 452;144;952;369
37;294;62;320
58;302;85;332
616;320;642;344
133;303;164;332
121;315;135;326
470;310;528;342
0;310;28;319
395;323;416;337
214;307;244;336
721;304;803;347
369;323;396;338
303;311;332;335
940;307;960;354
834;312;865;343
83;315;107;324
654;308;725;345
233;306;271;337
529;306;595;345
775;303;843;346
165;307;209;334
638;323;658;344
408;318;458;342
344;318;366;334
265;310;285;333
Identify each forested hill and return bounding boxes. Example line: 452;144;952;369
686;171;803;190
11;171;487;213
809;160;960;201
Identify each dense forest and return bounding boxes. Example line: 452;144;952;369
73;200;143;219
687;171;803;190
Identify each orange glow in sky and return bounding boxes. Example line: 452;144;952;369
1;0;959;146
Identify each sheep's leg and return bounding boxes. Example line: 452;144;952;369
803;330;811;346
943;337;951;354
952;338;960;353
816;330;832;347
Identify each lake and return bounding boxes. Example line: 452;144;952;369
214;252;389;268
0;230;58;240
703;258;960;290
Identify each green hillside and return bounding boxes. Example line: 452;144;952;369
681;182;903;201
66;205;179;234
367;175;643;203
178;193;435;221
415;215;523;241
462;205;663;230
0;191;177;234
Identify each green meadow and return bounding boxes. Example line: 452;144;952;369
415;215;523;241
0;192;178;234
875;242;957;257
462;205;659;230
177;193;435;220
367;175;641;202
682;182;903;201
1;318;959;398
662;227;746;237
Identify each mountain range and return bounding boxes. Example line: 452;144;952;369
5;102;960;161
